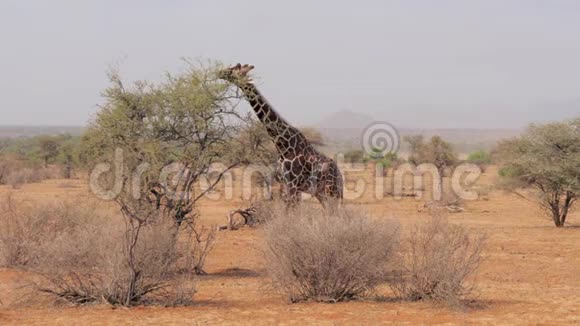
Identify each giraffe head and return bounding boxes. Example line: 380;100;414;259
218;63;255;85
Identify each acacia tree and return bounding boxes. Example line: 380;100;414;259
81;62;258;280
467;150;491;172
404;135;425;165
343;149;366;163
38;136;61;168
234;120;280;197
495;118;580;227
404;135;457;194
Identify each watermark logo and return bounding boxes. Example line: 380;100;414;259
361;122;400;156
87;121;482;203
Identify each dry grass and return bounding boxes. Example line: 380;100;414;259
0;195;202;306
390;215;485;305
263;205;400;303
183;223;217;275
0;195;107;268
249;199;282;226
1;172;578;324
0;157;63;189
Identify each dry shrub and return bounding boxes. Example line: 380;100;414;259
37;220;196;307
0;161;63;189
0;155;20;183
0;154;64;189
39;165;63;180
6;170;27;189
246;199;287;226
183;222;217;275
224;199;285;230
419;189;465;214
159;275;197;307
5;168;40;189
92;216;184;306
0;195;38;266
391;215;485;304
0;195;200;306
264;205;400;303
0;195;106;268
40;215;199;306
249;199;282;225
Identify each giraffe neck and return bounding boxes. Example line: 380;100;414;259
238;83;314;158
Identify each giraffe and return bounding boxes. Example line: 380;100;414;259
218;63;343;208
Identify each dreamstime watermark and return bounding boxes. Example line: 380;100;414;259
89;154;482;202
89;122;482;202
361;121;400;157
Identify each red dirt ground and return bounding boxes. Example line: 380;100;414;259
0;170;579;325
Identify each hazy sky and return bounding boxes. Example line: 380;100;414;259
1;1;579;128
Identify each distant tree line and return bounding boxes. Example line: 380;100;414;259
0;134;81;169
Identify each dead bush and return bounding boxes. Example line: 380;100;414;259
263;205;400;303
37;228;193;307
0;195;106;268
6;169;36;189
184;224;217;274
0;195;37;266
390;215;485;304
0;195;201;306
251;199;287;225
0;156;20;184
0;164;62;189
157;275;197;307
418;186;466;214
5;171;24;189
223;199;285;230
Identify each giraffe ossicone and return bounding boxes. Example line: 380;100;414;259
219;63;343;208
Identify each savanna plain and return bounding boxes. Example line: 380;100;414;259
0;167;578;325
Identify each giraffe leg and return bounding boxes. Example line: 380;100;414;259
314;161;343;212
282;185;301;210
315;190;340;213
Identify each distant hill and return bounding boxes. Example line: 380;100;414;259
0;126;85;138
311;110;521;155
314;110;376;130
